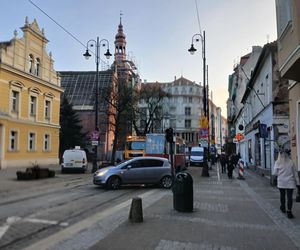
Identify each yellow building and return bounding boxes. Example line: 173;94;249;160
0;17;63;169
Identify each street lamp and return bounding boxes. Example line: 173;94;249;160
83;37;112;173
188;31;210;177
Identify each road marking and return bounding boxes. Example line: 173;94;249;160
0;216;68;241
0;216;21;240
24;189;161;250
0;225;10;240
23;218;68;227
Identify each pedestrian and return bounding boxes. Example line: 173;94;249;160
220;153;227;174
227;155;235;179
273;149;300;219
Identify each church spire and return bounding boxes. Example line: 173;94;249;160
114;12;126;63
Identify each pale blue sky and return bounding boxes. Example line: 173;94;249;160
0;0;277;113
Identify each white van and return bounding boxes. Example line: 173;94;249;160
61;149;87;173
190;147;204;166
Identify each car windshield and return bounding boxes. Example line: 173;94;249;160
191;151;204;156
126;141;145;150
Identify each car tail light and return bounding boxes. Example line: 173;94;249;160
83;158;85;164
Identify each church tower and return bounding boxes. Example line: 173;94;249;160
114;15;126;65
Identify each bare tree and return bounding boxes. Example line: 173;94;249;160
102;78;134;163
132;82;170;136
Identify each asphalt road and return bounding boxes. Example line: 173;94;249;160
0;167;163;250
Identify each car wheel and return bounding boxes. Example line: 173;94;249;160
107;176;121;190
160;175;172;189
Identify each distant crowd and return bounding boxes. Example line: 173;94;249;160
219;152;241;179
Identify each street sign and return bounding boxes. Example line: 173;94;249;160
91;130;100;140
200;128;208;138
91;140;98;146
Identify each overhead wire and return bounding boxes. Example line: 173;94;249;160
194;0;202;35
27;0;110;66
28;0;86;48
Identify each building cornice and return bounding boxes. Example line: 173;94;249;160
0;62;63;93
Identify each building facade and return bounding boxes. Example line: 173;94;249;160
138;76;226;149
241;42;289;182
0;17;63;169
227;46;262;155
275;0;300;170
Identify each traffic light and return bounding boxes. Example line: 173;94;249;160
165;128;174;143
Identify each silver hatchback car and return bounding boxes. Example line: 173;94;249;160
93;156;172;189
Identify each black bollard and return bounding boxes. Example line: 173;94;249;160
129;197;143;222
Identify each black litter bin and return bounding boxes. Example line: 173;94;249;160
172;172;193;212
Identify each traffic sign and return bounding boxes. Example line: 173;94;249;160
200;128;208;138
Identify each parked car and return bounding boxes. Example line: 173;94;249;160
190;146;204;166
93;156;172;189
61;149;87;173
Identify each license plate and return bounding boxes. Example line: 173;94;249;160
65;163;73;167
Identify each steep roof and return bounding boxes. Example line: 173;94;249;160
59;70;115;109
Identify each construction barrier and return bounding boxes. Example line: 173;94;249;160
237;159;245;180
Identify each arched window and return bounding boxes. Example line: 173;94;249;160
29;54;34;74
35;58;41;76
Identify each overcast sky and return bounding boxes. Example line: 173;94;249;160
0;0;277;114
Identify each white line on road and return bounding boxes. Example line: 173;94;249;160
23;189;162;250
0;216;68;241
0;225;10;241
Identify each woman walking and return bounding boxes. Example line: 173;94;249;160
273;149;300;218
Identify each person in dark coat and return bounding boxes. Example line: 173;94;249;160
220;153;227;174
227;155;235;179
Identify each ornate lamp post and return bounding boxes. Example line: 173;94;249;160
83;37;112;173
188;31;209;177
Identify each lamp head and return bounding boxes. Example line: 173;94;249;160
188;44;197;55
83;49;91;60
104;49;112;59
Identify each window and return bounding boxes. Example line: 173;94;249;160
189;97;193;103
28;132;36;151
11;90;19;112
44;134;50;151
35;58;41;76
183;97;187;103
185;107;191;116
45;100;51;119
29;54;34;74
141;159;164;167
9;130;18;151
185;119;191;128
30;96;37;116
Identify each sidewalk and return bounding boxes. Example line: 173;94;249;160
88;163;300;250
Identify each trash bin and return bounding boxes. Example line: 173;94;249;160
172;172;193;212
